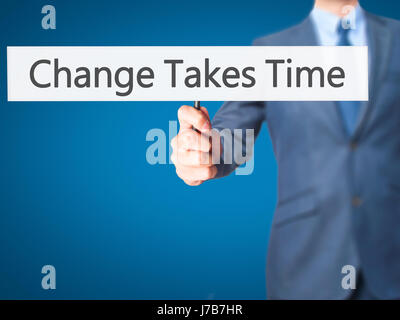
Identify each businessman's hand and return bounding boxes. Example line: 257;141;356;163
171;105;220;186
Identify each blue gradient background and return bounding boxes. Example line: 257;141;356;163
0;0;399;299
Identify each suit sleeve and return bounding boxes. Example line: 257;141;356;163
211;100;266;178
211;37;268;178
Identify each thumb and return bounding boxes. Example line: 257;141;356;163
200;107;211;122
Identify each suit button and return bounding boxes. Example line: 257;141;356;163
352;196;362;207
350;142;358;150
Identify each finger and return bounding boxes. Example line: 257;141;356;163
200;106;209;119
175;165;217;181
176;128;211;152
177;105;211;132
183;179;203;186
175;149;213;166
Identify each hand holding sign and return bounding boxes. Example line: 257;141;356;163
171;105;220;186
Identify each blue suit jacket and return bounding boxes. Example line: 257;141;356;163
212;12;400;299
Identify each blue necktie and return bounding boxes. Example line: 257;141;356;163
336;22;361;135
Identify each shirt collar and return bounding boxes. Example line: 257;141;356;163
310;4;366;45
311;5;341;37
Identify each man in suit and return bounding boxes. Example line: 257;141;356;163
170;0;400;299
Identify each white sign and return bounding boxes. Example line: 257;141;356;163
7;46;368;101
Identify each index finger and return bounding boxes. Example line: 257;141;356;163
177;105;211;132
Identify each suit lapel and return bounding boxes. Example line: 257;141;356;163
353;12;392;139
289;15;390;140
302;12;392;140
296;18;349;139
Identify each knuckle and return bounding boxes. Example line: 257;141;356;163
175;167;187;180
176;150;184;164
184;179;198;186
171;136;177;149
175;168;184;180
181;150;191;164
182;150;196;165
170;152;177;164
195;151;204;165
182;150;195;165
195;115;207;129
181;130;194;147
177;105;189;120
199;152;210;165
204;166;216;180
201;137;211;152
